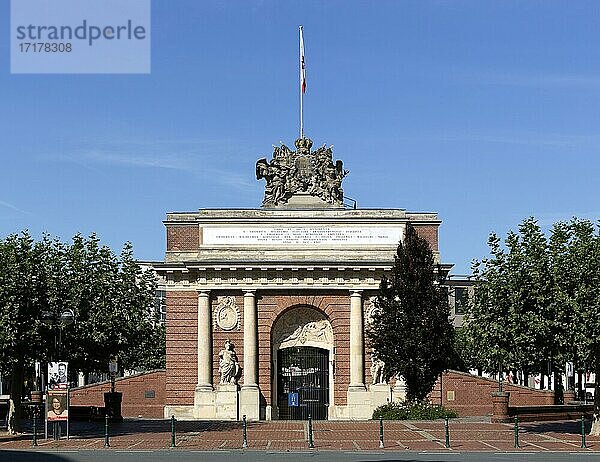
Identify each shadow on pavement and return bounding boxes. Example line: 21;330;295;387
521;420;588;435
0;451;68;462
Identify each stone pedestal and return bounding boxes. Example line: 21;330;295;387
491;391;510;423
193;386;216;419
347;388;372;420
370;383;392;408
392;376;407;402
347;384;392;419
240;385;260;421
215;384;239;420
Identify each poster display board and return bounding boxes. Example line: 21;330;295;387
48;362;68;389
47;390;69;422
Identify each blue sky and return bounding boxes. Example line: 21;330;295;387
1;0;599;274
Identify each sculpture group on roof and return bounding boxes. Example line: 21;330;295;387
256;137;349;207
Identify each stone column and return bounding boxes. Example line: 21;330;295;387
240;290;260;420
349;290;365;390
196;291;212;391
242;290;258;387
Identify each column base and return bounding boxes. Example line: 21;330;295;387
194;386;217;419
240;385;260;421
347;386;372;420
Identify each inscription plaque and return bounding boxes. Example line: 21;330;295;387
203;226;403;245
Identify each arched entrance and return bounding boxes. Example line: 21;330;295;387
271;307;334;420
277;346;329;420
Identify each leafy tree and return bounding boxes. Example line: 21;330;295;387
367;223;455;402
0;231;164;433
464;217;600;434
548;219;600;434
464;219;555;384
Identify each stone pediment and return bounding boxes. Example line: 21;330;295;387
256;137;348;208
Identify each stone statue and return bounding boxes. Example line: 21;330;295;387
256;137;349;207
218;339;240;385
370;352;386;385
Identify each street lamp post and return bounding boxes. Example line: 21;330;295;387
40;307;74;440
41;308;75;361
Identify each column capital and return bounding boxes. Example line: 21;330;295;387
197;290;210;297
243;289;256;296
350;290;363;297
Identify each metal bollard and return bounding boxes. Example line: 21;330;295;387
514;416;519;448
379;415;384;448
171;415;176;448
308;414;314;449
32;409;37;447
242;414;247;449
445;417;450;448
581;415;586;448
104;413;110;448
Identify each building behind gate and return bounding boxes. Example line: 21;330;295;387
155;137;449;420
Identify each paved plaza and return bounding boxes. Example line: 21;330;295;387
1;418;599;452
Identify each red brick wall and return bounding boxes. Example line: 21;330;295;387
257;292;351;407
166;225;199;251
412;224;439;252
70;371;166;418
164;289;362;411
430;370;555;416
165;291;197;406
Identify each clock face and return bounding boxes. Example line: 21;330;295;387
216;304;238;331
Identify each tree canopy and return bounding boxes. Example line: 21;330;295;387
463;217;600;434
0;231;165;433
367;223;455;402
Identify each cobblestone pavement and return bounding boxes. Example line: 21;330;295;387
1;418;599;452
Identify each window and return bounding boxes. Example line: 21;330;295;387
155;289;166;323
454;287;468;315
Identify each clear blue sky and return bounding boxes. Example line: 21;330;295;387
1;1;599;274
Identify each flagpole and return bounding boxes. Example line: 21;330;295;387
299;25;304;139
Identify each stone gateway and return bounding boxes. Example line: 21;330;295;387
156;138;447;420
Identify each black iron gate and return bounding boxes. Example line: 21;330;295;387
277;347;329;420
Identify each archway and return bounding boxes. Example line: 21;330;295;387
271;306;334;420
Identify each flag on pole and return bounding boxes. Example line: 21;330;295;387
300;26;306;94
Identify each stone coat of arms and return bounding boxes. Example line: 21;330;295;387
256;137;349;207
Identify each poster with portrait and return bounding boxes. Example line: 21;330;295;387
47;390;68;421
48;361;68;390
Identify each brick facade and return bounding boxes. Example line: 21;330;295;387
430;370;555;416
165;291;197;406
166;224;199;251
70;370;166;418
211;293;245;388
256;292;351;407
164;290;360;410
412;224;438;252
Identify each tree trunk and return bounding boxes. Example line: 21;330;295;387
590;361;600;436
7;363;24;434
524;370;529;387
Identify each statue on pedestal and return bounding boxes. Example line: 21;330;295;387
218;340;241;385
370;353;386;385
